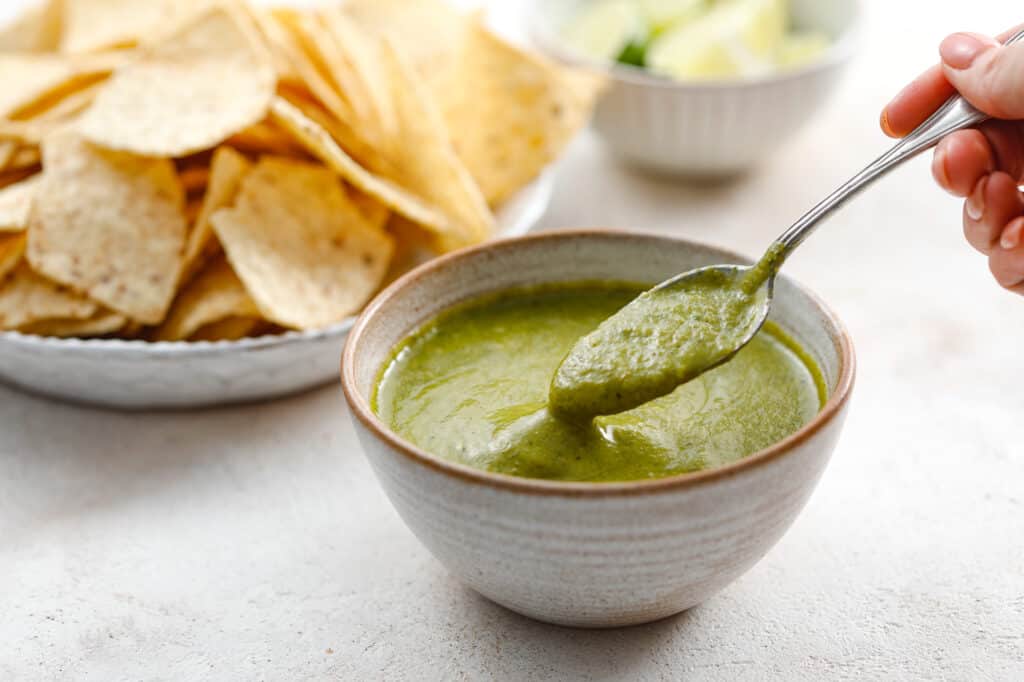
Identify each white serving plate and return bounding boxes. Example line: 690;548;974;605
0;172;554;410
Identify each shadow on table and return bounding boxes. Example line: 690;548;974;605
617;160;753;190
436;578;707;678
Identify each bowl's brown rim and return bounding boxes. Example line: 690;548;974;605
341;229;856;498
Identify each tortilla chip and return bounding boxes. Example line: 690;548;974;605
343;0;467;92
60;0;207;54
383;215;442;287
118;320;144;339
0;234;25;280
0;263;98;329
184;198;203;225
0;142;14;170
153;256;259;341
253;9;388;170
20;310;126;338
0;83;102;146
0;0;62;53
27;132;186;324
307;15;376;124
277;87;386;174
77;6;276;156
31;79;105;119
272;11;348;101
181;146;252;282
286;10;377;126
0;168;37;190
0;55;112;120
179;166;211;196
251;9;354;126
0;176;39;232
348;189;390;231
210;156;394;329
9;78;117;129
270;95;487;250
190;316;260;342
7;147;40;170
437;21;603;206
319;8;393;132
377;42;493;249
238;4;302;86
225;121;308;157
269;96;453;237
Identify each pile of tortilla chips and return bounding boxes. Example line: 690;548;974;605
0;0;601;341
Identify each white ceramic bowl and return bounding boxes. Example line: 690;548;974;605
529;0;861;175
0;172;553;410
342;230;855;627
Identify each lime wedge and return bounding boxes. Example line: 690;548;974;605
647;0;787;80
738;0;787;57
637;0;707;35
562;0;646;63
777;31;831;69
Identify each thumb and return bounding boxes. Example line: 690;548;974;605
940;32;1024;119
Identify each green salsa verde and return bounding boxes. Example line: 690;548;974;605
373;283;826;483
549;267;770;421
549;243;785;422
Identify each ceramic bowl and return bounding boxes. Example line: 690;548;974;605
342;230;855;627
528;0;861;176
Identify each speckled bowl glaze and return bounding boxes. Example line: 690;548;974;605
529;0;861;175
342;230;855;627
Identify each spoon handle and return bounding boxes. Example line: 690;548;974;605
771;27;1024;261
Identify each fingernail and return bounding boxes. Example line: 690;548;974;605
932;147;953;193
940;33;992;70
1000;223;1020;250
966;176;988;220
880;109;896;137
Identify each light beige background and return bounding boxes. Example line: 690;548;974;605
1;1;1022;679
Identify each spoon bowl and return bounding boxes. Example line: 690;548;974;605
548;263;773;420
650;261;775;350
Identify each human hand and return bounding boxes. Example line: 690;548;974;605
881;27;1024;295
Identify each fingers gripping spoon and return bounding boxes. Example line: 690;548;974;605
549;29;1024;421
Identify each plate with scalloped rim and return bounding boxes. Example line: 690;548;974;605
0;171;554;409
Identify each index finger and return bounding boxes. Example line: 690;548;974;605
880;23;1024;138
881;64;955;138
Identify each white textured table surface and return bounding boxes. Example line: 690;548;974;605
3;1;1023;680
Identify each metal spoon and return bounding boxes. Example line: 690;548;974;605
550;29;1024;420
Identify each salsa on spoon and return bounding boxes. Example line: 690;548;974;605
478;30;1024;471
549;245;781;421
549;46;1024;422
